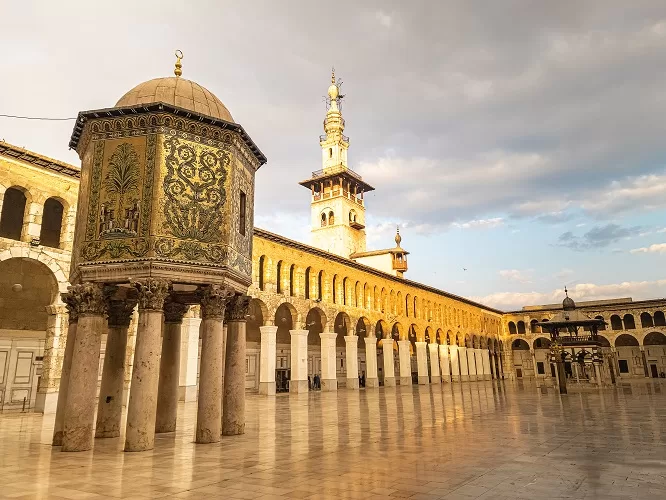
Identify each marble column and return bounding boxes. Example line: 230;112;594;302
344;335;359;389
483;350;492;381
61;283;106;452
124;279;170;452
195;285;229;443
179;309;201;401
289;329;309;393
223;295;250;436
428;343;441;384
364;337;379;388
415;342;429;385
466;347;477;381
531;349;539;382
397;340;412;386
96;293;138;438
320;331;338;392
440;344;451;383
381;339;396;386
52;296;78;446
259;325;277;395
155;300;188;433
458;346;469;382
449;345;459;382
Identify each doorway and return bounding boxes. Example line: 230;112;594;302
650;364;659;378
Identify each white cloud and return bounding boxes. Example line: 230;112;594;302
554;268;574;280
630;243;666;254
375;11;393;28
451;217;504;230
499;269;533;284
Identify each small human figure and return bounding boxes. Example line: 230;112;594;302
314;373;320;390
361;371;366;388
308;375;312;390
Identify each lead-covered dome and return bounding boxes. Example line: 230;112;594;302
115;77;234;122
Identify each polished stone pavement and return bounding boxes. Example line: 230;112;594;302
1;380;666;499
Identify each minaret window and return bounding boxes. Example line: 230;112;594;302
329;211;334;225
239;191;246;236
329;148;333;158
321;212;327;227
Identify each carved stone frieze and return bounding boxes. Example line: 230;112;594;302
199;284;234;320
163;299;189;323
64;282;106;317
225;295;251;322
131;278;171;311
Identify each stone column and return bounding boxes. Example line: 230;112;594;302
440;344;451;383
259;325;277;395
320;331;338;392
381;339;396;386
21;200;43;243
289;330;309;393
458;346;469;382
61;283;106;452
96;293;138;438
223;295;250;436
52;296;78;446
483;350;492;380
429;343;441;384
531;349;539;382
155;300;188;433
488;351;496;379
179;307;201;401
124;279;170;452
467;348;478;381
449;345;459;382
195;285;229;443
397;340;412;386
36;304;68;414
415;342;429;385
345;335;359;389
364;337;379;388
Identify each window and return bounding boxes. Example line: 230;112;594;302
239;191;246;235
0;187;27;241
289;264;295;296
321;212;327;227
332;275;337;304
258;256;265;291
276;261;282;294
537;362;545;375
328;211;334;225
318;271;323;301
40;198;64;248
329;148;332;158
305;267;311;299
618;359;629;373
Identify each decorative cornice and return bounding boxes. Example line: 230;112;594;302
199;284;234;319
131;278;171;311
0;140;80;178
225;295;251;322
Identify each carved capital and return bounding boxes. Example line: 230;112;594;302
164;299;189;323
199;284;234;320
107;291;138;328
225;295;251;322
64;282;106;317
131;278;171;311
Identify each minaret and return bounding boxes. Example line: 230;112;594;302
299;69;375;257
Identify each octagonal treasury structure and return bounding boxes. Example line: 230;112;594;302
68;77;266;293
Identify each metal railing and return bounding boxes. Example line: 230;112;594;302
311;164;362;181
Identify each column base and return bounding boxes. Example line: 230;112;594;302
321;379;337;392
179;385;198;402
289;380;308;394
259;381;276;396
484;375;491;381
399;376;412;386
365;377;379;388
34;392;58;414
430;375;441;385
383;377;396;387
451;375;460;382
418;376;429;385
469;374;477;382
460;375;470;382
346;378;359;389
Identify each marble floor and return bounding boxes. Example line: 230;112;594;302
1;380;666;499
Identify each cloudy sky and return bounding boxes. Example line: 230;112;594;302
2;1;666;310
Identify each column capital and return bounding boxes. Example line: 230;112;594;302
131;278;171;311
320;332;337;341
259;325;278;334
107;292;138;328
163;299;189;324
225;295;251;322
63;282;106;318
198;284;234;319
415;341;428;347
344;335;359;343
289;329;309;338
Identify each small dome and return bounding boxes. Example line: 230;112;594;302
563;295;576;311
116;77;234;122
328;83;339;100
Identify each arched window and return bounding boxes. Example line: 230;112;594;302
40;197;64;248
305;267;311;299
332;275;337;304
0;187;27;241
530;319;540;333
289;264;295;297
320;212;327;227
329;148;332;158
655;311;666;327
507;322;517;335
342;277;348;305
258;256;265;291
517;321;526;335
640;312;654;328
318;271;323;301
276;261;282;294
328;211;335;225
610;315;623;330
413;296;418;319
623;314;636;330
405;294;410;317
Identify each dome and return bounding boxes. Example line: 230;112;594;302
563;295;576;311
115;77;234;122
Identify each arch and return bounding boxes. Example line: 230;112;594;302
530;319;540;334
517;321;526;335
304;267;311;299
389;290;396;315
640;312;654;329
644;331;666;345
479;336;487;349
595;316;606;330
471;335;478;348
276;260;283;294
342;277;348;305
425;326;433;343
396;291;402;316
391;322;404;341
614;333;639;347
610;315;623;330
355;281;361;308
320;212;327;227
306;307;327;346
0;186;28;241
512;339;530;350
408;324;417;352
334;311;350;347
654;311;666;327
40;197;65;248
375;319;388;339
413;296;418;319
328;211;335;225
623;314;636;330
258;255;266;291
405;293;411;317
364;283;371;309
598;335;611;347
436;328;444;344
356;317;371;337
274;302;297;344
533;337;551;349
373;285;378;311
247;298;268;343
332;274;337;304
508;321;517;335
447;330;453;345
289;264;295;297
380;287;387;313
318;270;324;301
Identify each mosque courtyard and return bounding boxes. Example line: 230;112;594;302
0;381;665;500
